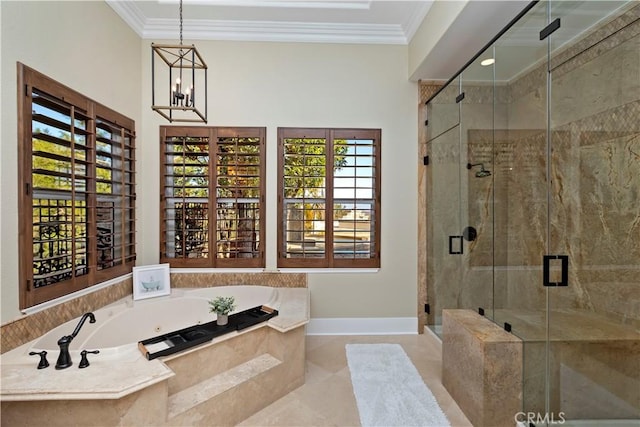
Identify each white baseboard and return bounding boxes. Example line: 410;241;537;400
306;317;418;335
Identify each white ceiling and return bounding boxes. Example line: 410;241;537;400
105;0;630;82
106;0;435;45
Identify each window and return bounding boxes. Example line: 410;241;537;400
278;128;381;268
160;126;265;268
18;64;136;309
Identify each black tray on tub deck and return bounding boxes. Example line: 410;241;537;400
137;305;278;360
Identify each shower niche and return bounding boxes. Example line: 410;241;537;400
420;0;640;425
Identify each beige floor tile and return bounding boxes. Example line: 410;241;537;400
305;359;335;385
305;338;350;374
239;333;471;427
239;395;332;426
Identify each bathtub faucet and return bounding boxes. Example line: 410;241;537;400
55;312;96;370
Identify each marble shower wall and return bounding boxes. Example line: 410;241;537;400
421;2;640;329
500;6;640;327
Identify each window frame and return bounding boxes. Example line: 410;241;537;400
17;63;136;309
277;127;381;269
159;126;266;268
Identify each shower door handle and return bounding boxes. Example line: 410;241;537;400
449;235;463;255
543;255;569;286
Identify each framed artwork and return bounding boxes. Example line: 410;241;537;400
133;263;171;300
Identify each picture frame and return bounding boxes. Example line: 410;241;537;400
133;263;171;301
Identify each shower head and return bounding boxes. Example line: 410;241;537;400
475;169;492;178
467;162;492;178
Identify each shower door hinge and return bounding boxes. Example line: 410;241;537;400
423;155;429;166
543;255;569;287
455;92;465;103
540;18;561;40
478;307;484;316
424;304;430;314
504;322;512;333
424;119;428;126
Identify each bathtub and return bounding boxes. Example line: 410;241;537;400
30;285;280;355
1;285;308;426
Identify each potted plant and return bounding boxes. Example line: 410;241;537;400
208;296;236;326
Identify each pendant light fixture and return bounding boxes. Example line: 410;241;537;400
151;0;207;123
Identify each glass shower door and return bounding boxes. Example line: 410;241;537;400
425;79;461;334
492;0;550;417
460;54;497;322
547;0;640;423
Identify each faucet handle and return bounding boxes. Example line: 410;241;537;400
29;351;50;369
79;350;100;369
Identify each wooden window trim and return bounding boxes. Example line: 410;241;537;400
17;63;136;309
277;127;381;268
159;126;266;268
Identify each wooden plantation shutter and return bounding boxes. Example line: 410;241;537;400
18;64;136;309
160;126;265;268
277;127;381;268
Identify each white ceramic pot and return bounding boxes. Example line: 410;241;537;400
217;313;228;326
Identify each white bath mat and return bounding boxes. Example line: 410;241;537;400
346;343;451;427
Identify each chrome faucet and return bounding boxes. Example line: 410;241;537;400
55;312;96;369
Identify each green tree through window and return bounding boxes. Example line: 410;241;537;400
160;126;265;268
18;64;135;309
278;128;381;268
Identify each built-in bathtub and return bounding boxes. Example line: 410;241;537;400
1;285;309;426
30;286;280;354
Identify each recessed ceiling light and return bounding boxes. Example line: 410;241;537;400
480;58;495;66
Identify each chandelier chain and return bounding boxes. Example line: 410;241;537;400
179;0;183;45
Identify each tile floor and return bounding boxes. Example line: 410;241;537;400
239;330;472;426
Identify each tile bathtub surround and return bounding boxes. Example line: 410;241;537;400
1;381;170;427
0;277;132;354
170;272;307;288
167;327;306;426
1;288;309;426
1;272;306;355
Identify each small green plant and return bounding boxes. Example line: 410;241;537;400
208;296;236;315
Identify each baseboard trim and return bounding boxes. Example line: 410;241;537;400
306;317;418;335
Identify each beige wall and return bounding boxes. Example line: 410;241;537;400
1;2;418;324
140;40;419;319
0;1;142;323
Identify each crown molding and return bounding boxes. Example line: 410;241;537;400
157;0;373;10
106;0;411;44
144;18;407;44
106;0;148;38
403;1;433;44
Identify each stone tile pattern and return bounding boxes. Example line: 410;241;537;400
1;272;305;354
170;272;307;288
1;381;170;427
240;332;473;427
490;308;640;418
442;310;523;427
418;4;640;330
165;326;306;426
1;324;307;426
0;277;132;354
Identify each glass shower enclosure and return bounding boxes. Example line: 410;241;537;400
423;0;639;424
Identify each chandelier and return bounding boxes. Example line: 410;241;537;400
151;0;207;123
